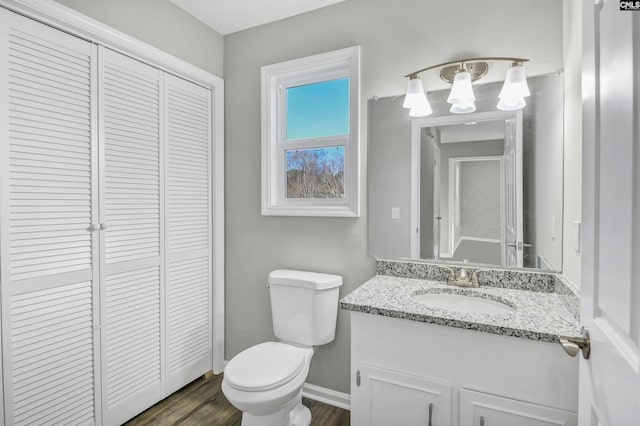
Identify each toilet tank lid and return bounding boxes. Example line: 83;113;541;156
268;269;343;290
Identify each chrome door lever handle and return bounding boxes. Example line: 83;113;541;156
559;327;591;359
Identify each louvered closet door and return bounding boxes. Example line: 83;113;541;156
98;47;164;426
164;74;212;394
0;9;100;425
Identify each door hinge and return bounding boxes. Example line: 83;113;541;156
356;370;361;387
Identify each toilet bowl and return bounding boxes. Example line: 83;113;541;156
222;342;314;425
222;270;342;426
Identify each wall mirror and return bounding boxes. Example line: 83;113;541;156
368;73;564;271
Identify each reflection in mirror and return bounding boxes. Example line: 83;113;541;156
418;115;519;267
369;74;564;271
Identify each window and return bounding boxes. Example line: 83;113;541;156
261;46;360;216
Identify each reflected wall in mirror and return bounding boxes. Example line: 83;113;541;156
369;73;564;271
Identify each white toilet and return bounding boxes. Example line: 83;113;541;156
222;269;343;426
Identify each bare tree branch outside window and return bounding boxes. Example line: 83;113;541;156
286;146;345;198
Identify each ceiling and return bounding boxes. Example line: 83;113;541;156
168;0;347;35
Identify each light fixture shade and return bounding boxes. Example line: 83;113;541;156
403;77;433;116
403;78;425;109
409;98;433;117
450;101;476;114
499;64;531;100
447;71;476;105
497;97;526;111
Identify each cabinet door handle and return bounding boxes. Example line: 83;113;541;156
427;403;433;426
356;370;361;387
480;416;485;426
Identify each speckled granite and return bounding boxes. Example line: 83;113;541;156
554;275;580;321
376;259;556;292
340;275;582;342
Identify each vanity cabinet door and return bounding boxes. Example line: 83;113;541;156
353;363;451;426
460;389;577;426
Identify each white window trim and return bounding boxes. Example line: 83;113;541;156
261;46;360;217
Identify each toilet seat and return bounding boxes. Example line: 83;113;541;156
224;342;307;392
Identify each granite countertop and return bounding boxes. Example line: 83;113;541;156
340;275;582;343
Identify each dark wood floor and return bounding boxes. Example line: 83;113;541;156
125;373;350;425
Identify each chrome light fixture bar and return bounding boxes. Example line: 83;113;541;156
403;57;530;117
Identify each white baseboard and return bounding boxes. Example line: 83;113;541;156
302;382;350;411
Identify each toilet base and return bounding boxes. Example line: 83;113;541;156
240;391;311;426
289;403;311;426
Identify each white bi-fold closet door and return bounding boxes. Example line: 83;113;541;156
98;46;165;425
0;8;213;426
0;9;100;425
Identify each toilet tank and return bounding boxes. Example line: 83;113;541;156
268;270;343;346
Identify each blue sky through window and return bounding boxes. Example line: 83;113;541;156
286;78;349;141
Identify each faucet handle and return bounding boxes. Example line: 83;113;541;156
441;266;456;283
471;269;488;287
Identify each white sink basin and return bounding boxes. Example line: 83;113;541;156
412;292;515;315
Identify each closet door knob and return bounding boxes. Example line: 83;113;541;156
100;223;109;230
90;223;101;232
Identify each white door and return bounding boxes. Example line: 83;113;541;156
503;115;523;267
433;144;441;259
449;160;462;256
579;0;640;424
0;9;100;425
98;47;164;425
164;74;213;394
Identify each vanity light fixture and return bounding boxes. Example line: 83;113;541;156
403;57;530;116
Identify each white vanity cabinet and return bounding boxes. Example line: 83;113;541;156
356;363;451;425
350;312;578;426
459;389;577;426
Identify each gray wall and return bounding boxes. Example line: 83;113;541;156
224;0;563;394
562;0;582;285
523;73;564;270
55;0;224;77
460;160;502;240
368;96;412;259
